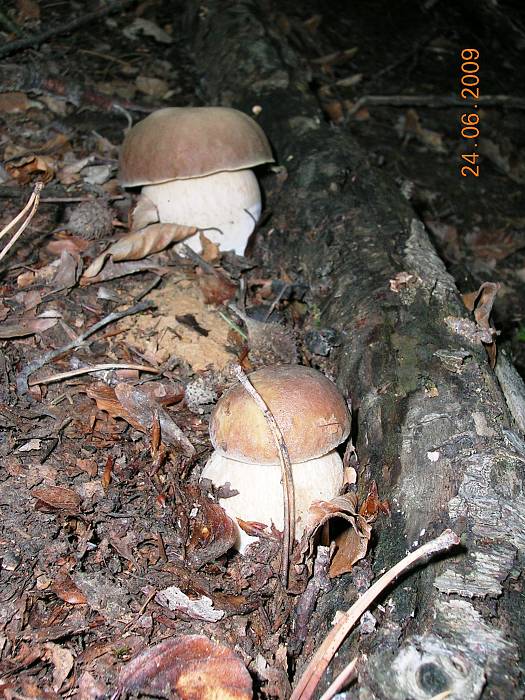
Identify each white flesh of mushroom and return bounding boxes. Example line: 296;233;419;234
201;449;344;553
142;169;262;255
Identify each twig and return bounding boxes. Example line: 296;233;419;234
0;181;43;260
233;365;295;588
318;655;358;700
290;529;460;700
29;363;159;386
17;300;155;394
0;0;138;59
348;93;525;114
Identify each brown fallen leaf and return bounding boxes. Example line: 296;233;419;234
299;493;372;578
129;193;158;230
31;486;81;513
117;635;252;699
186;488;237;566
86;382;195;456
43;642;74;692
135;75;169;97
5;153;55;184
83;223;197;277
359;480;390;520
79;257;169;285
0;92;35;113
51;250;81;293
461;281;500;366
51;574;88;605
467;227;525;262
0;316;57;338
196;267;237;305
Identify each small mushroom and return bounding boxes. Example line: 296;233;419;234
201;365;351;552
119;107;274;255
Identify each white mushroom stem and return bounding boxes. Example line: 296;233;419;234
201;449;344;553
141;169;262;255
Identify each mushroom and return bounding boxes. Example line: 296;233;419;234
200;365;351;552
119;107;273;255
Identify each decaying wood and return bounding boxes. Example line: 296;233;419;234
191;2;525;698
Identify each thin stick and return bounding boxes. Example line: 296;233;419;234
291;529;460;700
349;93;525;115
0;0;138;59
318;655;358;700
17;300;155;394
29;363;159;386
0;181;43;245
233;365;295;587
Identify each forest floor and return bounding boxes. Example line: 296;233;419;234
0;0;524;697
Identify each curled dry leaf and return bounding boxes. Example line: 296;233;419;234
117;635;252;700
86;382;195;456
80;258;169;285
299;493;372;578
31;486;81;513
155;586;225;622
130;193;158;230
83;223;197;278
5;154;55;184
461;281;500;366
359;480;390;521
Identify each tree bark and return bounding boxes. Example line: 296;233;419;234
192;2;525;697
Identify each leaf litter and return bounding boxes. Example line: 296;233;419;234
0;2;470;698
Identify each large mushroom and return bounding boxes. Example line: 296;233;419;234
119;107;274;254
201;365;351;552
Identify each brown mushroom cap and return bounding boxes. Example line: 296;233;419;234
210;365;350;465
119;107;274;188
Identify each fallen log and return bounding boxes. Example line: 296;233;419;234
192;2;525;697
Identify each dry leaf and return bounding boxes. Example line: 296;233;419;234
51;574;88;605
123;17;174;44
358;481;390;521
5;154;54;184
135;75;169;97
43;643;75;692
130;194;158;230
461;281;500;367
322;100;344;124
199;231;221;262
197;268;237;305
186;491;237;566
51;250;81;293
84;223;197;278
299;493;372;578
0;317;57;338
466;228;525;262
0;92;36;113
80;258;168;285
117;636;252;699
86;382;195;456
31;486;81;513
396;109;446;153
